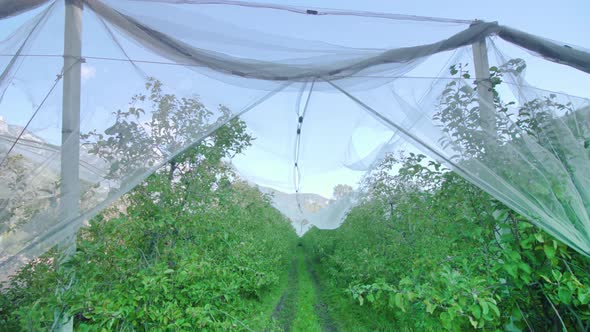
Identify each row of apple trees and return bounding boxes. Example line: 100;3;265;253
0;78;297;331
304;60;590;331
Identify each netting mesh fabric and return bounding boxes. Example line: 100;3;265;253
1;0;590;275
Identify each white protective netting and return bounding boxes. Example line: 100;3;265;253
1;0;590;275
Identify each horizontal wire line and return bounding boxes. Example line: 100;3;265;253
0;53;464;79
1;54;586;99
0;53;62;57
0;60;81;166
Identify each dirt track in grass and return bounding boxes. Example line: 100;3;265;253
268;245;338;332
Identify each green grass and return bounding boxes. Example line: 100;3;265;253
292;246;323;331
245;258;295;331
245;243;326;332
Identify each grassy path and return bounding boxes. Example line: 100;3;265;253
268;244;338;332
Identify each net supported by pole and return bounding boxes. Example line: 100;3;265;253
0;0;589;279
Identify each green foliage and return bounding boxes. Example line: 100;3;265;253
0;249;65;331
64;182;295;331
291;247;323;332
1;183;297;331
332;184;353;200
304;60;590;331
306;152;590;330
3;64;590;331
0;79;297;331
0;154;59;233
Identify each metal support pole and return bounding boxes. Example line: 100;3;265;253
472;36;496;136
56;0;83;330
60;0;82;250
473;35;505;252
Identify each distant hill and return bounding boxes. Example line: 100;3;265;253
258;185;330;216
258;186;330;213
257;186;333;234
255;185;355;235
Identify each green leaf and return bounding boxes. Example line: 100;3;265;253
558;288;573;304
394;293;405;312
489;302;500;317
480;300;489;316
503;264;518;279
505;319;523;332
470;304;481;319
440;312;452;330
425;301;437;314
518;262;532;275
551;269;563;282
544;243;556;259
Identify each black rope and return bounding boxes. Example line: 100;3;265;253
293;79;315;213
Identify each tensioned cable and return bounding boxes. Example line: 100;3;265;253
0;54;483;80
373;48;462;156
293;80;315;173
97;17;147;78
89;53;590;99
0;54;62;57
78;57;476;80
0;2;57;104
328;78;590;256
2;54;586;98
6;54;588;97
417;47;461;105
0;49;27;104
0;54;513;78
293;79;314;214
292;81;307;199
127;0;475;24
0;58;82;167
294;81;308;117
0;54;439;76
327;78;508;199
0;134;107;177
